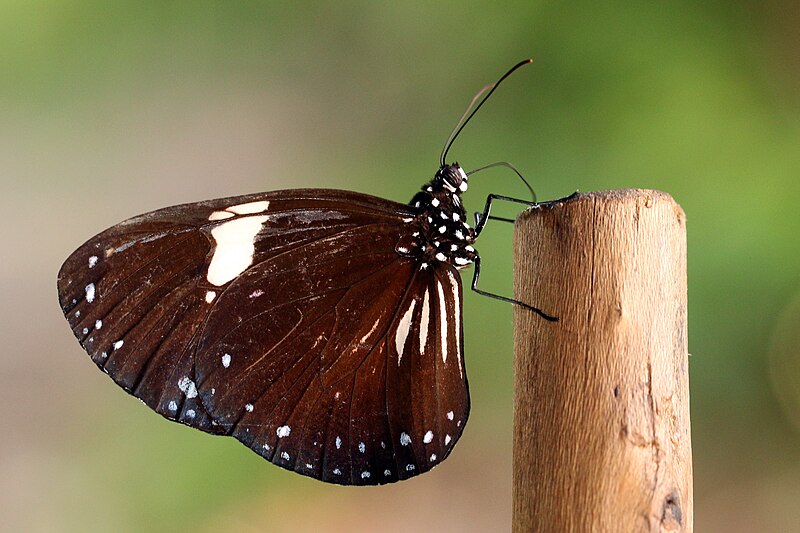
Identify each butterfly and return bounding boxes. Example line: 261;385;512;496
56;59;554;486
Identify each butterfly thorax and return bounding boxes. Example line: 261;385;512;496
400;163;477;270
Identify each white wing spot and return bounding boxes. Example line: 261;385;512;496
244;403;254;412
333;468;342;475
406;464;416;472
447;411;454;420
221;353;231;368
263;443;271;452
445;434;452;445
395;298;417;365
85;283;95;303
430;454;437;461
281;452;290;461
423;430;433;444
400;432;411;446
186;409;196;419
249;289;264;298
384;469;391;476
435;252;446;262
113;340;124;350
95;319;102;330
227;200;270;215
361;471;371;479
88;256;98;268
177;376;198;399
167;401;178;412
75;310;80;318
208;210;234;221
431;198;440;207
358;442;366;453
82;327;88;335
205;290;216;303
207;215;268;286
306;463;313;469
277;425;291;438
336;436;342;449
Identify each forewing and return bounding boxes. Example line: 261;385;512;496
57;189;414;434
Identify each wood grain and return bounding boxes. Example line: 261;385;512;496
512;189;692;532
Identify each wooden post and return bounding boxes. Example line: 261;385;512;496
512;189;692;533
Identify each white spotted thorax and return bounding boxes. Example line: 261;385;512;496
399;163;477;269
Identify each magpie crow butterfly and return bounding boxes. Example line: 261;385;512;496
57;59;554;486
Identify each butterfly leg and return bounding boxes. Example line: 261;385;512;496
470;193;562;321
474;193;537;237
473;191;581;235
470;255;557;321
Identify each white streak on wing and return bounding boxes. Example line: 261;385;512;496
208;210;234;221
360;318;381;345
395;298;417;366
114;230;174;254
419;288;430;355
206;215;268;286
446;269;463;379
227;200;270;214
437;279;448;364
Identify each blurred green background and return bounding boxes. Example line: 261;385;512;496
2;1;799;531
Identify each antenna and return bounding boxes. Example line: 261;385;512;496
439;59;534;167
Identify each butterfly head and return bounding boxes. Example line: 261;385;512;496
435;163;469;194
